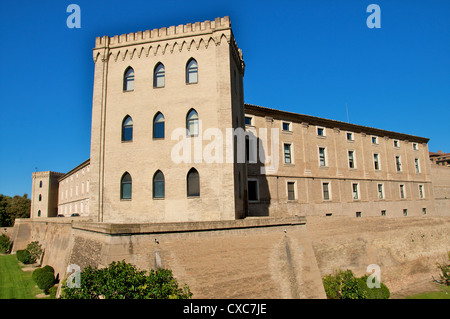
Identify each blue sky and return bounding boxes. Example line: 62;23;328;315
0;0;449;197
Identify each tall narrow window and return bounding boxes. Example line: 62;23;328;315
378;184;384;199
39;181;42;188
123;67;135;91
153;112;165;139
400;184;405;199
374;153;380;170
395;156;402;172
284;144;292;164
187;168;200;197
352;183;359;200
322;182;330;200
186;58;198;84
348;151;355;168
121;172;132;200
186;109;199;136
154;63;165;88
418;184;424;199
414;158;420;173
319;147;326;166
122;116;133;141
153;170;165;199
287;182;295;200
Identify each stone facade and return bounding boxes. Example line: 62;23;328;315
57;159;90;217
245;104;436;218
30;171;64;218
89;16;246;223
29;16;449;222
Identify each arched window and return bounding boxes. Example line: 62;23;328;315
38;194;42;201
37;210;41;217
123;67;135;91
153;170;165;199
154;63;165;88
122;115;133;141
186;58;198;84
186;109;199;137
153;112;165;139
120;172;132;200
187;168;200;197
39;181;42;188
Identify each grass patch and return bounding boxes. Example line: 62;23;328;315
0;254;44;299
407;285;450;299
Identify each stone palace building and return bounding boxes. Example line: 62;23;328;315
30;16;450;223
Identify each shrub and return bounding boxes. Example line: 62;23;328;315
41;265;55;274
49;286;58;299
322;269;390;299
0;234;12;254
36;271;55;294
26;241;43;264
60;260;192;299
16;249;33;264
358;275;390;299
437;263;449;286
32;268;43;283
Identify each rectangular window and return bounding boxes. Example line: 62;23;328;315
248;179;259;202
372;136;378;145
422;208;427;215
377;184;384;199
322;182;330;201
346;132;354;141
403;209;408;216
245;116;252;126
394;140;399;148
352;183;359;200
356;212;362;218
413;143;418;151
348;151;355;169
282;122;291;131
317;127;325;136
381;210;386;216
319;147;326;166
400;184;405;199
415;158;420;173
374;153;380;170
418;184;424;198
287;182;295;200
284;144;292;164
395;156;402;172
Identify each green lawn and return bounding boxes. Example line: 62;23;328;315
407;285;450;299
0;254;43;299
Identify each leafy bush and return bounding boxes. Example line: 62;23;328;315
41;265;54;275
60;260;192;299
358;275;390;299
437;263;449;286
49;286;58;299
32;268;43;283
26;241;43;264
0;234;12;254
322;269;366;299
16;249;33;264
322;269;390;299
36;271;55;294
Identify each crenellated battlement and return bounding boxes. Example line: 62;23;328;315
92;16;244;73
95;16;231;49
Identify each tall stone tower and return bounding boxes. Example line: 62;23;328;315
30;171;63;218
89;17;247;223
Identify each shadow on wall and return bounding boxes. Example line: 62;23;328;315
246;132;270;217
